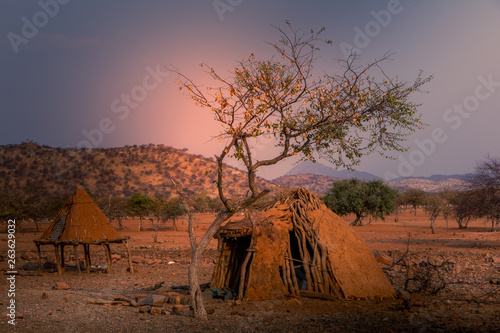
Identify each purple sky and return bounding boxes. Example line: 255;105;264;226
1;0;500;180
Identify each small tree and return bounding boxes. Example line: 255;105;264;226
172;22;430;319
150;195;168;242
467;155;500;231
322;178;397;226
402;188;427;215
424;194;445;234
164;197;186;231
127;192;153;231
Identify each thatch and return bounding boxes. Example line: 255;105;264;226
37;189;125;244
34;189;133;274
212;188;395;301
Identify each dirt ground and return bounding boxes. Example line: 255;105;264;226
1;210;499;332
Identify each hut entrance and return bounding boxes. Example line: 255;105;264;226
286;230;311;291
212;235;253;295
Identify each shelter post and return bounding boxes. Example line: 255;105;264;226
36;242;42;274
74;245;80;275
54;244;62;275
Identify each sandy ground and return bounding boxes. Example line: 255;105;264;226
1;209;499;332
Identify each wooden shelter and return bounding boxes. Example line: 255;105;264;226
212;188;395;301
34;189;133;274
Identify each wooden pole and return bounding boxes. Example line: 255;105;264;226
74;245;81;275
54;244;62;275
84;244;91;273
60;244;65;272
36;243;42;274
103;243;113;274
123;240;134;273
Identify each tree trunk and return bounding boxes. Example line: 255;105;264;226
350;214;363;226
138;216;143;231
117;217;124;230
189;247;207;319
173;217;177;231
34;219;40;232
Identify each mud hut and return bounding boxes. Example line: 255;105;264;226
34;189;133;274
212;188;395;301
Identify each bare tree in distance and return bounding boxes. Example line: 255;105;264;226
171;21;431;319
467;155;500;231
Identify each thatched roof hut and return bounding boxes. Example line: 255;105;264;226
212;188;395;301
34;189;133;274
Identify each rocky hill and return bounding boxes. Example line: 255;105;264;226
0;142;271;198
388;177;468;193
273;174;340;194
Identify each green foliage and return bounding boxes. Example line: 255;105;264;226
322;178;397;226
401;188;428;215
127;192;153;217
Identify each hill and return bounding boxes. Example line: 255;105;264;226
284;161;379;181
273;174;340;194
0;142;271;199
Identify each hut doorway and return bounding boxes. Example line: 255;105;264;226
212;236;253;293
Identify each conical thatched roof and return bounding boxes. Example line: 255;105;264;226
213;188;395;301
37;189;124;244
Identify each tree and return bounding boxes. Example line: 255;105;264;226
444;190;478;229
172;22;430;319
164;197;186;231
466;155;500;231
150;195;168;242
402;188;427;215
322;178;397;226
127;192;153;231
96;195;128;230
424;194;445;234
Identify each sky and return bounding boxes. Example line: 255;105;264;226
1;0;500;181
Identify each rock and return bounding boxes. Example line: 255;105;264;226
139;294;166;307
201;289;214;301
206;306;215;315
139;305;150;313
41;292;48;299
180;296;191;305
131;255;143;264
54;282;71;290
491;256;500;263
172;305;184;313
167;296;182;305
427;256;443;266
284;299;302;306
162;310;171;315
43;260;58;270
111;254;121;261
233;300;243;306
150;307;162;315
375;254;393;266
22;252;36;261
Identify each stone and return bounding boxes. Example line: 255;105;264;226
206;306;215;315
427;256;443;266
167;296;182;305
41;292;48;299
22;252;36;261
54;282;71;290
172;305;184;313
131;255;143;264
111;254;121;261
43;260;58;270
284;299;302;306
180;296;191;305
201;289;214;301
375;254;393;266
491;256;500;263
139;294;166;307
139;305;150;313
150;307;162;315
